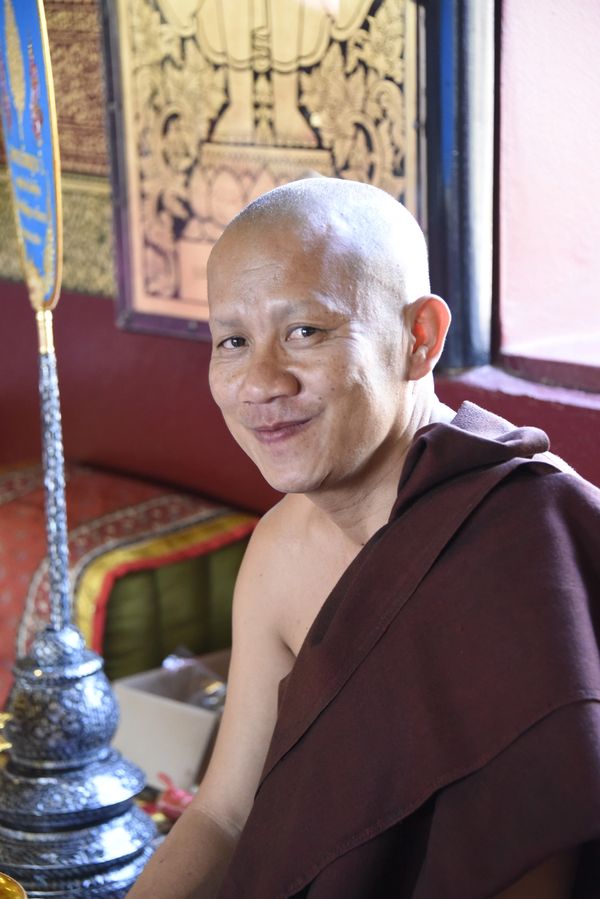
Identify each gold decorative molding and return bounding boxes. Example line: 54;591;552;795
0;168;116;297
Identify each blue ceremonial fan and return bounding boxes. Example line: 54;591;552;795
0;0;62;312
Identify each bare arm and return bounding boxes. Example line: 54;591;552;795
125;804;239;899
126;505;296;899
493;851;578;899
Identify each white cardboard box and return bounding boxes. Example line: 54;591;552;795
112;651;230;791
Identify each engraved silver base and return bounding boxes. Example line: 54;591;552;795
0;626;156;897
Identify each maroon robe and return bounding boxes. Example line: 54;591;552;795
218;402;600;898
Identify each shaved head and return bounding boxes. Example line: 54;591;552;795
209;177;431;309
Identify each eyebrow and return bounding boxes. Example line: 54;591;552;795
211;316;245;329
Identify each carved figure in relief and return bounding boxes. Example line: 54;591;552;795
155;0;372;145
128;0;412;311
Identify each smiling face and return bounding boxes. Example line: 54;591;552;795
208;199;422;498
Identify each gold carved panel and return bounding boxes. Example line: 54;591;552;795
107;0;424;337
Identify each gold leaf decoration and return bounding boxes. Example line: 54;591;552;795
24;256;44;308
5;0;25;136
42;191;56;303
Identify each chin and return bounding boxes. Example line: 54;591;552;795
262;476;318;495
258;466;325;496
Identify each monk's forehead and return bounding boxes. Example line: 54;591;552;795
211;204;378;279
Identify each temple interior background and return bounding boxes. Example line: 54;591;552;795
0;0;598;773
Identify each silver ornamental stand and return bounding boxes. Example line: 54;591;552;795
0;0;155;894
0;313;156;897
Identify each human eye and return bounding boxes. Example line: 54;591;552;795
287;325;320;341
218;335;247;349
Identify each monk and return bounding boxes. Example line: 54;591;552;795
127;178;600;898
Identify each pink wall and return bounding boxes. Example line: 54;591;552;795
500;0;600;366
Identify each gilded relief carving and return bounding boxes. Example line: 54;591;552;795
111;0;420;331
299;2;407;195
1;1;420;315
179;0;373;146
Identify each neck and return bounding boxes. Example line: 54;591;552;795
307;394;454;548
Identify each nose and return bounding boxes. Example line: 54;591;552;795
239;345;300;404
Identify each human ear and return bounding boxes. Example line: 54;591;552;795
405;295;452;380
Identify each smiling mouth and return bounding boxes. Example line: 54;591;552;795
251;419;312;444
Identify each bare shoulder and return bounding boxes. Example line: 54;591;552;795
222;493;311;663
246;492;314;546
238;493;360;656
236;493;314;588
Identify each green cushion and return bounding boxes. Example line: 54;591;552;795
102;538;249;681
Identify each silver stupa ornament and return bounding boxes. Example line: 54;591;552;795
0;623;155;896
0;0;156;893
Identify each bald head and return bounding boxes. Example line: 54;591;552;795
209;178;431;309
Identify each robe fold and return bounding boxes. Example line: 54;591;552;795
218;402;600;898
